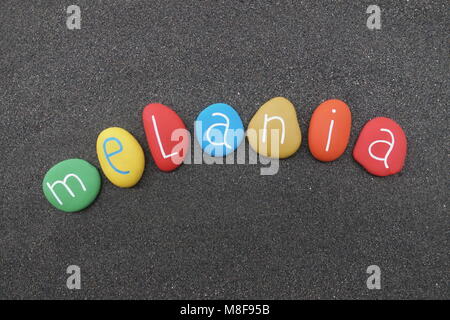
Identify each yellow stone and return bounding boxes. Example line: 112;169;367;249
247;97;302;158
96;127;145;188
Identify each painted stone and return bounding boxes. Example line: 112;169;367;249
42;159;101;212
96;127;145;188
247;97;302;158
142;103;190;172
195;103;244;157
353;117;407;177
308;99;352;162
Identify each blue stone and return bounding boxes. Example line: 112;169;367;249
195;103;244;157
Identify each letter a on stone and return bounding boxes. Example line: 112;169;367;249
66;5;81;30
366;5;381;30
195;103;244;157
353;117;407;177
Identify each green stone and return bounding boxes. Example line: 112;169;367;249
42;159;101;212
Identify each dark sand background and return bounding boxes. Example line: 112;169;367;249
0;0;448;299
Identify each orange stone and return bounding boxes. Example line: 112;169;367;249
308;99;351;162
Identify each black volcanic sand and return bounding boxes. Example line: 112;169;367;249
0;1;448;299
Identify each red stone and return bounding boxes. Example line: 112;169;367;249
353;117;407;177
142;103;189;172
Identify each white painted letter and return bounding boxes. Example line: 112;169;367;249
262;114;285;145
325;109;337;152
46;173;87;205
152;115;179;159
205;113;232;149
368;128;394;169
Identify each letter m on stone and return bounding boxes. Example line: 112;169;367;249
46;174;87;205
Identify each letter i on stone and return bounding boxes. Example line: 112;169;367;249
308;99;352;162
247;97;302;159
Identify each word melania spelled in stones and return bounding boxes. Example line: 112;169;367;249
42;97;408;212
